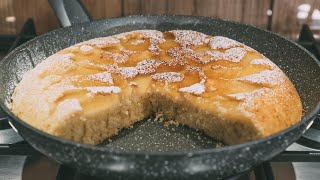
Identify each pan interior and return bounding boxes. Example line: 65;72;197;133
0;16;319;153
98;117;223;152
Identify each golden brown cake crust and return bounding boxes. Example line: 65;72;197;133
11;30;302;145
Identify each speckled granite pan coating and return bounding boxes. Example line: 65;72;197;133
0;15;319;179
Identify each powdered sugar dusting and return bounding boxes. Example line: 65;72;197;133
235;69;284;85
128;82;138;86
80;45;93;54
243;46;256;52
121;48;135;56
41;75;62;87
179;66;207;95
78;59;96;67
211;65;241;70
86;72;113;84
250;58;276;68
166;47;193;66
47;84;81;103
136;60;163;74
113;32;129;40
86;86;121;94
167;47;192;58
179;83;206;95
131;39;145;45
227;88;275;118
227;88;271;101
117;67;138;78
170;30;209;48
47;53;74;61
205;51;224;59
56;99;82;120
87;37;119;48
151;72;184;82
102;52;127;63
168;58;189;66
113;53;127;63
101;48;133;64
186;66;207;81
228;88;275;112
37;53;75;76
139;30;164;54
210;36;241;49
166;47;192;66
77;60;110;70
223;47;246;62
194;50;224;63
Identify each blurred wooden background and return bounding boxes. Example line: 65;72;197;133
0;0;320;39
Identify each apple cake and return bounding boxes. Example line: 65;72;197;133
11;30;302;145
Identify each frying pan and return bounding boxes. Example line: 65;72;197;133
0;0;320;179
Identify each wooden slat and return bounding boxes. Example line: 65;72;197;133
242;0;270;28
82;0;106;19
0;0;318;38
217;0;243;22
123;0;141;16
141;0;167;14
194;0;219;17
104;0;122;17
0;0;16;34
82;0;122;19
272;0;297;38
196;0;270;28
234;0;244;22
12;0;59;35
167;0;195;15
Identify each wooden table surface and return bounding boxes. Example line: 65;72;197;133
1;0;320;39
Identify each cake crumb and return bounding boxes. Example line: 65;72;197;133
154;113;164;122
164;120;179;127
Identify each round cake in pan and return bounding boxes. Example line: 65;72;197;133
11;30;302;145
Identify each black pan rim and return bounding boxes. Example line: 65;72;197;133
0;15;319;157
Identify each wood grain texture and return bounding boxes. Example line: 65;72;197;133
167;0;195;15
0;0;16;34
242;0;270;28
0;0;316;39
216;0;244;22
141;0;167;14
195;0;270;28
194;0;219;17
12;0;59;35
123;0;141;15
82;0;122;19
82;0;105;19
